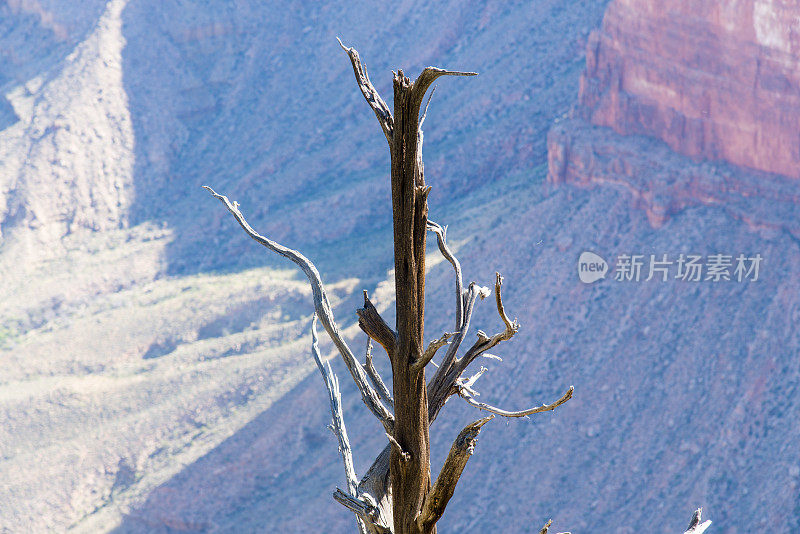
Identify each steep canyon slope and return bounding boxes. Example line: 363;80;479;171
2;1;799;533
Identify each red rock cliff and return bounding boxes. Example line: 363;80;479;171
579;0;800;179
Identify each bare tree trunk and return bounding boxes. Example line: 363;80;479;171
203;36;710;528
388;71;432;534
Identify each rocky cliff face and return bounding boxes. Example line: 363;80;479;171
579;0;800;179
547;119;800;234
0;0;133;259
542;2;800;530
549;0;800;234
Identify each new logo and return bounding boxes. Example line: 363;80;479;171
578;251;608;284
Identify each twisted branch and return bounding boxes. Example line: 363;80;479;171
426;282;490;422
203;186;394;433
337;37;393;144
452;272;519;377
456;365;574;418
426;272;509;424
363;339;393;408
427;221;464;331
412;331;455;371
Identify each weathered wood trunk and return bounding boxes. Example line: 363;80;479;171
389;71;432;534
206;38;708;532
206;41;582;534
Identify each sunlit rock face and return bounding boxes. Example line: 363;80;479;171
546;118;800;233
579;0;800;179
0;0;133;259
548;0;800;234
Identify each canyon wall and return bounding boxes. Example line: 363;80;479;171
6;0;800;532
578;0;800;179
549;0;800;234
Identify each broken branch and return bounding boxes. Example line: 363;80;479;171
333;488;383;526
385;432;410;462
357;291;397;356
337;38;393;144
410;67;477;114
416;415;493;531
412;331;455;371
684;508;712;534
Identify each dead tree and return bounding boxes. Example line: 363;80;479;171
204;39;690;533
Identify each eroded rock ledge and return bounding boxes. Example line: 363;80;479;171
548;118;800;235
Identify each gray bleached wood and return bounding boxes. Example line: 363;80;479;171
412;331;455;371
337;37;394;145
309;315;368;534
364;339;393;409
456;366;574;418
202;186;394;434
415;416;493;531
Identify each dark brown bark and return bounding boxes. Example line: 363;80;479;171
416;416;493;531
388;70;432;534
358;291;397;357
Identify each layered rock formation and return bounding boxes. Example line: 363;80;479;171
578;0;800;179
549;0;800;235
540;4;800;531
548;119;800;233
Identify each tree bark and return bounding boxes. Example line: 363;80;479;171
206;42;582;533
388;70;432;534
